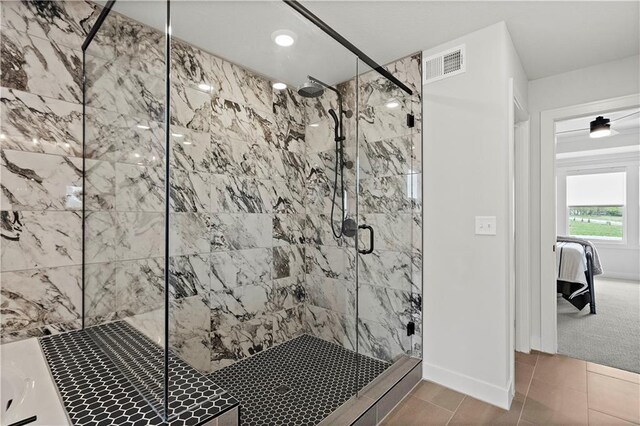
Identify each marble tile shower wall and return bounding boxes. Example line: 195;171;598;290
302;54;423;363
1;0;102;343
1;0;422;374
80;11;310;372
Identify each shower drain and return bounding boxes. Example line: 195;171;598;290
274;384;292;395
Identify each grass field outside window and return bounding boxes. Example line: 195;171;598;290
569;205;623;240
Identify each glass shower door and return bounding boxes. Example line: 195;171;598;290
356;55;423;367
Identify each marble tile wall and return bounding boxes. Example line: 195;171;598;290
302;54;423;363
80;11;310;372
1;0;423;375
1;0;101;343
357;54;423;362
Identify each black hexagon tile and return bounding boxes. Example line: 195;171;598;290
39;321;238;425
209;334;389;426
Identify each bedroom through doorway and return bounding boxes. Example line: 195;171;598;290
552;107;640;374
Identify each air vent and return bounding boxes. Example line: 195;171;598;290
423;44;466;84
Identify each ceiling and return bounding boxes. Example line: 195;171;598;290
304;1;639;80
556;108;640;159
556;108;640;136
105;1;639;86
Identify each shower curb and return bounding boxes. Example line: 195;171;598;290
318;356;422;425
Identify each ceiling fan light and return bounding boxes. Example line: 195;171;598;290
590;116;611;138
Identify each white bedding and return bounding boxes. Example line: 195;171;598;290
556;241;588;296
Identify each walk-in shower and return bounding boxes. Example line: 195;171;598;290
39;0;424;424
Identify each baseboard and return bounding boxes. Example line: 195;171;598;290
600;272;640;281
422;361;512;410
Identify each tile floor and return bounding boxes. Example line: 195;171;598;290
381;351;640;425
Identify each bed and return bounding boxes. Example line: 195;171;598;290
556;236;603;314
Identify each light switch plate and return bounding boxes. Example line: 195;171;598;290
475;216;497;235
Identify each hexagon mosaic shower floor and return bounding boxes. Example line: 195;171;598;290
208;334;390;426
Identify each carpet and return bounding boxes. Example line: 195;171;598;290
557;278;640;374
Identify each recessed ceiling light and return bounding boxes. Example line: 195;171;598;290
183;141;193;145
0;133;6;140
385;99;400;109
198;83;212;92
133;153;141;158
136;124;151;130
272;30;296;47
172;133;184;138
273;82;287;90
309;123;320;127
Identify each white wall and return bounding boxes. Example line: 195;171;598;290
528;56;640;349
422;22;527;409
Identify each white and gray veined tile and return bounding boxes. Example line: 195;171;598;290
170;37;216;91
169;212;211;256
359;98;415;144
115;163;165;212
273;214;305;247
209;97;277;146
210;213;272;251
210;174;266;213
358;250;412;292
0;88;82;156
0;265;82;336
0;149;82;211
170;81;212;131
305;274;355;317
304;304;356;351
210;55;272;114
272;245;305;279
84;159;115;211
116;257;164;316
272;275;306;311
304;245;355;281
84;262;117;321
115;118;165;166
169;296;211;372
359;53;422;108
84;211;116;264
169;253;210;299
358;318;412;363
359;175;417;214
210;248;272;291
84;107;121;162
303;213;347;247
117;14;165;77
0;210;81;271
257;179;304;214
359;134;420;179
0;0;99;50
170;169;210;212
115;212;164;260
0;26;82;103
170;126;213;172
358;285;413;330
169;295;210;350
358;213;412;252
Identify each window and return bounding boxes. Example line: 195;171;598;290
566;171;626;241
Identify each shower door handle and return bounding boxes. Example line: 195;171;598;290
358;225;374;255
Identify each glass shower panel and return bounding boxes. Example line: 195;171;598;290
356;55;423;365
83;1;169;420
166;0;364;414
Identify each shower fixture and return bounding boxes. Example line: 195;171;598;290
298;76;353;238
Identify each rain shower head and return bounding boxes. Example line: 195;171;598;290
297;80;325;98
